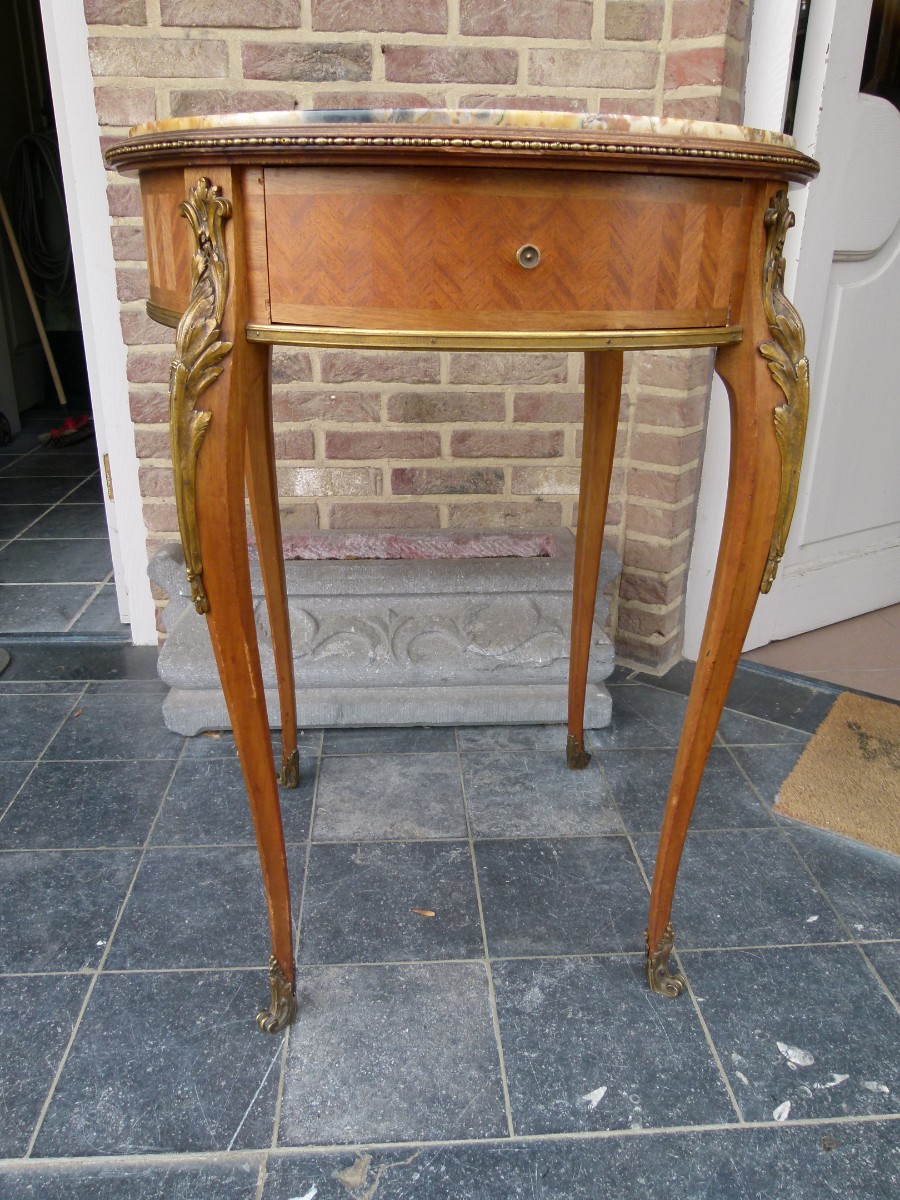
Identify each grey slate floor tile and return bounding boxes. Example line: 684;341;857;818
685;945;900;1123
33;971;283;1157
456;723;566;751
586;684;688;749
322;725;456;754
298;839;482;964
0;539;112;585
0;974;90;1158
492;955;736;1135
0;760;173;848
600;746;775;832
0;694;78;759
715;708;813;746
279;962;508;1145
633;829;847;948
729;743;807;806
43;693;183;761
461;750;620;837
786;827;900;941
60;477;104;504
0;477;84;506
0;1159;261;1200
0;760;33;809
106;845;305;970
475;836;648;957
0;504;45;540
313;752;466;840
0;586;98;633
0;850;139;972
152;756;314;846
865;942;900;1001
262;1124;900;1199
67;586;125;635
18;504;110;539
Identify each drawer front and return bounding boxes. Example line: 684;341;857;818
140;168;194;316
263;166;752;333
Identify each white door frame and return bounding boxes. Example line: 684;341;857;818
38;0;156;644
683;0;853;658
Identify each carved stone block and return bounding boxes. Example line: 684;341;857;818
150;529;619;735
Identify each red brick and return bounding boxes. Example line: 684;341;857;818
625;501;694;539
384;46;518;85
271;348;314;383
313;0;447;34
85;0;146;23
120;311;175;347
107;184;142;217
450;430;563;458
615;630;680;667
325;430;440;459
129;390;169;423
510;466;580;495
662;94;725;122
392;467;503;495
671;0;748;41
94;86;155;126
277;502;320;533
447;500;563;529
636;349;712;392
321;350;439;384
139;465;174;496
628;465;697;504
160;0;301;26
528;48;657;88
111;226;147;261
170;89;299;118
631;391;707;428
242;42;371;82
618;568;685;606
273;430;315;459
604;1;665;41
449;353;567;385
127;348;173;384
460;0;592;39
461;93;588;112
143;503;178;533
329;502;441;529
133;429;170;458
277;466;380;496
595;95;657;115
89;37;228;78
630;429;703;467
311;90;443;109
616;603;682;640
622;535;689;572
513;391;583;422
664;46;727;90
272;390;380;422
387;391;505;423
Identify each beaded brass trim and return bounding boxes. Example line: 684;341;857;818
106;130;819;180
169;178;233;615
759;191;810;594
646;924;687;997
256;956;297;1033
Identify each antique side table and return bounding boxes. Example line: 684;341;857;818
107;110;818;1032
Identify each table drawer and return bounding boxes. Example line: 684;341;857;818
263;166;752;333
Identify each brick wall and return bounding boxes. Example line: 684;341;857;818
87;0;751;667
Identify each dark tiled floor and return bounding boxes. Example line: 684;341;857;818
0;649;897;1197
0;408;122;636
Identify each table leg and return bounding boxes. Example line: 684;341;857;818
245;349;300;789
169;173;296;1032
567;350;624;769
645;189;809;995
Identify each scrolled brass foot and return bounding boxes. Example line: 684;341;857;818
256;956;297;1033
645;924;686;998
566;733;591;770
279;748;300;789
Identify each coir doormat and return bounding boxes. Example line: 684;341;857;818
774;691;900;856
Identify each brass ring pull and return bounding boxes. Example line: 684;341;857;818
516;244;541;269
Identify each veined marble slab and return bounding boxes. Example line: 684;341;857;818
131;107;795;149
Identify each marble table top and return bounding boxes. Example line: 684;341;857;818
132;107;795;149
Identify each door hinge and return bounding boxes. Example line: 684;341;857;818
102;453;114;501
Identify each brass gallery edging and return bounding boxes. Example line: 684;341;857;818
758;190;810;595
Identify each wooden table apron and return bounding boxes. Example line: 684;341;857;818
108;121;818;1032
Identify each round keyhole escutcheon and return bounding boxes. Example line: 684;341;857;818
516;243;541;269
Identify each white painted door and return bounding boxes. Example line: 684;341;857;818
684;0;900;655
